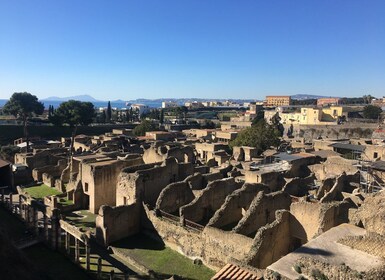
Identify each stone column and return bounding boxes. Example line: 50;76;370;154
65;232;71;255
25;205;30;224
44;214;49;241
51;214;57;249
18;196;23;218
75;239;80;263
86;241;91;271
9;193;13;212
33;208;39;236
57;226;62;250
97;257;102;279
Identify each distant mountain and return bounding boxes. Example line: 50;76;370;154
291;94;333;100
42;95;101;102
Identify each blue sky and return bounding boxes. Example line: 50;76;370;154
0;0;384;100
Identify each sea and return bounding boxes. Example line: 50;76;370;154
0;99;163;109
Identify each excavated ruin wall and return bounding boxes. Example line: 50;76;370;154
180;177;242;225
245;210;292;268
233;191;291;236
142;204;253;270
155;181;195;214
208;183;269;229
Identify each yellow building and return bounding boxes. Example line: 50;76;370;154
265;96;291;106
264;106;343;125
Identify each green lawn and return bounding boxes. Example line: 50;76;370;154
0;207;26;241
24;184;62;199
64;210;97;233
58;198;74;206
112;234;215;280
24;244;92;280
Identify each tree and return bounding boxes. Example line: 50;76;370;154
160;109;164;124
52;100;95;176
363;105;382;119
3;92;44;152
251;109;265;125
270;112;284;136
106;101;112;123
229;120;281;154
0;145;20;163
287;124;294;137
133;120;156;136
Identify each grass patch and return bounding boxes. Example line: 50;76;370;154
0;207;26;241
64;210;97;232
24;184;62;199
24;243;91;280
112;234;215;280
59;198;74;206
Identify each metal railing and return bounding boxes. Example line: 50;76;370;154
159;210;179;223
184;219;204;231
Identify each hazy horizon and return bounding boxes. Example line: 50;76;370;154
1;1;384;100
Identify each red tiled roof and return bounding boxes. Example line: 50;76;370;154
211;264;261;280
0;159;10;168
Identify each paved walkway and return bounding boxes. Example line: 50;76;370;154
267;224;385;279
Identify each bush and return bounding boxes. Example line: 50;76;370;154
293;264;302;273
133;120;156;136
310;269;328;280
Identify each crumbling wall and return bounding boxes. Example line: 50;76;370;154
142;145;166;164
316;177;335;199
245;170;287;192
207;183;269;230
168;146;195;163
234;191;291;237
233;146;245;161
32;159;67;181
309;156;358;181
290;201;350;242
116;158;194;207
180;178;242;225
282;175;315;197
245;210;291;268
320;172;359;202
155;181;195;214
142;205;253;270
354;190;385;236
143;145;195;164
286;156;317;178
95;203;141;246
15;149;66;170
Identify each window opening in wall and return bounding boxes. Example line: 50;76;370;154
85;182;89;192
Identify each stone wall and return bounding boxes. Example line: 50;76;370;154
245;210;292;268
207;183;269;230
290;201;350;243
282;175;315;197
15;149;66;170
233;191;291;237
81;159;137;213
309;156;358;181
245;169;287;192
116;158;194;207
95;203;141;246
354;190;385;236
142;204;253;270
32;159;67;182
320;172;359;202
180;177;242;225
155;181;195;214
